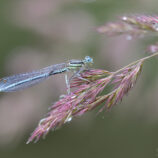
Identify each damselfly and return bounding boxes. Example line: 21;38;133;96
0;56;93;92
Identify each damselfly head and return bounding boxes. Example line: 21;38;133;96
84;56;93;64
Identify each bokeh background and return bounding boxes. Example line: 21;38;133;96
0;0;158;157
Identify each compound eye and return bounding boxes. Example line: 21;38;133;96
85;56;93;63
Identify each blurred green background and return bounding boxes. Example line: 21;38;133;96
1;0;158;157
